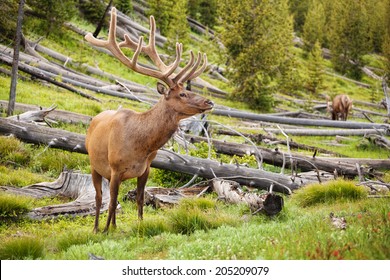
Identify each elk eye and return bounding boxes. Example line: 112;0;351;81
179;93;187;97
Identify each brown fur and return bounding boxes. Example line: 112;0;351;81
84;8;212;233
327;94;353;121
85;83;213;233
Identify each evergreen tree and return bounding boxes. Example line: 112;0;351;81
288;0;309;35
218;0;294;111
25;0;77;36
187;0;217;28
115;0;133;15
166;0;190;48
147;0;173;36
0;0;18;43
306;40;324;94
302;0;325;52
328;0;371;79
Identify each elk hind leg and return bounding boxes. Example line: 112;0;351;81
92;168;103;233
103;173;121;233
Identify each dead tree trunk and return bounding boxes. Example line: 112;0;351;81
187;135;384;177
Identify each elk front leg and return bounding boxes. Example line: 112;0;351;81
92;168;103;233
136;166;150;220
103;173;121;233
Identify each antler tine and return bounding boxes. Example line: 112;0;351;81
187;53;208;81
172;51;195;84
176;52;204;84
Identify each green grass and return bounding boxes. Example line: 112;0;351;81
0;192;33;219
293;179;367;207
1;194;387;260
0;236;45;260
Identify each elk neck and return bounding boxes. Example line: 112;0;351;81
138;96;180;151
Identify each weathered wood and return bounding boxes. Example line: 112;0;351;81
216;129;347;157
263;128;389;136
1;170;111;219
212;179;283;215
186;135;384;177
0;100;92;125
0;118;309;193
212;108;390;131
7;105;56;124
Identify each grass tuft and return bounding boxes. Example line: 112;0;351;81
0;192;33;219
0;237;45;260
293;179;367;207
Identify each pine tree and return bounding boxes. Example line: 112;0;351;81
166;0;190;49
115;0;132;15
147;0;173;36
306;40;324;94
302;0;326;52
25;0;77;36
328;0;371;79
0;0;18;43
218;0;294;111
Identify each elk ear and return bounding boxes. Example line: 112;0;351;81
157;82;168;96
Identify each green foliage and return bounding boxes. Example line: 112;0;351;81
218;0;294;111
0;0;17;43
293;179;367;207
165;0;190;48
0;237;45;260
147;0;173;36
25;0;77;36
306;40;325;94
302;0;326;51
115;0;133;15
328;0;371;79
0;192;33;219
77;0;107;25
187;0;217;28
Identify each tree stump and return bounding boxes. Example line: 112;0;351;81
1;170;112;220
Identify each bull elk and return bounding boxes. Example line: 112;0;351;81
327;94;352;121
84;8;214;233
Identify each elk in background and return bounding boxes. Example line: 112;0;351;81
84;8;214;233
326;94;353;121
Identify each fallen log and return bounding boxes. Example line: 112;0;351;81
216;129;346;157
211;179;283;215
186;135;383;177
0;54;101;102
0;101;92;125
263;128;389;136
0;118;309;192
212;108;390;131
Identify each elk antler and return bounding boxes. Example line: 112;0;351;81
85;8;207;88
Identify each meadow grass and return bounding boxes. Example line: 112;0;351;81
293;179;368;207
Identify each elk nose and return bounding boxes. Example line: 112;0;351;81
205;100;214;107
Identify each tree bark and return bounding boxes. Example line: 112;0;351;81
8;0;25;116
